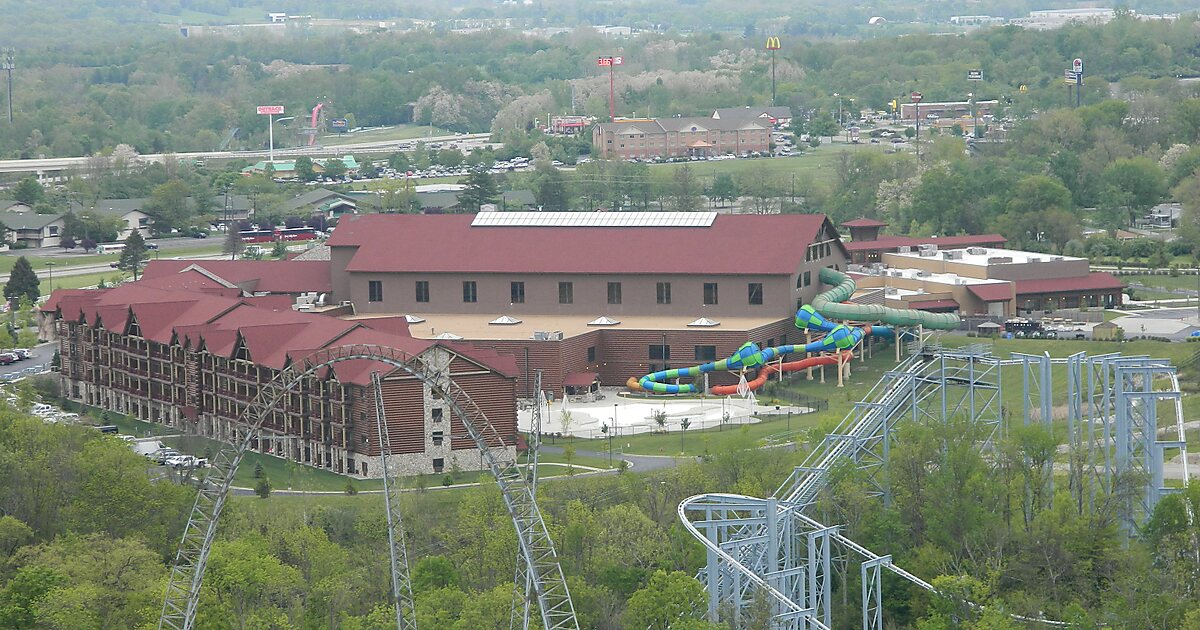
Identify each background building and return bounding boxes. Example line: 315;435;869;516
839;217;1007;264
592;117;770;160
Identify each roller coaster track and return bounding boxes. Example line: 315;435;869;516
680;345;1186;629
158;344;578;630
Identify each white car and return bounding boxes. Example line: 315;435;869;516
166;455;208;469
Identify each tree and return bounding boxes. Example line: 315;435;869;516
254;475;271;499
116;231;148;280
411;556;459;593
3;257;39;304
222;229;244;260
11;178;44;205
80;238;96;253
323;158;348;180
295;156;318;182
533;164;568;211
670;165;702;212
709;173;739;207
622;570;717;630
59;237;76;251
143;179;193;236
1103;157;1166;225
458;170;498;213
808;112;840;141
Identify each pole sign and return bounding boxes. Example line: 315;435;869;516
1073;58;1083;74
1019;84;1028;94
1065;70;1080;84
910;91;922;103
967;69;983;81
597;56;624;67
256;105;285;115
330;118;349;131
765;36;781;50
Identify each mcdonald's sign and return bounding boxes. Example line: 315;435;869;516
765;36;782;50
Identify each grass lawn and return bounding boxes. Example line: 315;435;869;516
1123;274;1200;292
319;125;453;147
49;271;125;290
648;144;879;182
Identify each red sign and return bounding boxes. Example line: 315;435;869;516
910;92;923;103
598;56;623;67
256;105;285;115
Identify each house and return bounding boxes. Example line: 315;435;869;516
0;212;64;248
69;200;152;239
416;189;536;214
209;193;255;225
712;106;793;126
285;189;359;220
0;200;34;213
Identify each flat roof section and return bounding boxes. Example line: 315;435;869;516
471;211;718;227
852;267;1009;287
345;313;788;340
889;247;1085;267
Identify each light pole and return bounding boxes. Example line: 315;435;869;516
968;92;978;139
766;37;781;106
910;91;923;162
602;422;612;467
2;48;13;124
45;262;54;294
834;93;842;128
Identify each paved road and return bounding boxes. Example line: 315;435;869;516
0;133;491;175
540;444;683;472
0;342;56;377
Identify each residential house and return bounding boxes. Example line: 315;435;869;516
0;212;64;248
416;189;536;214
70;200;152;239
285;188;359;220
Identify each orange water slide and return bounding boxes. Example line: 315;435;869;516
709;351;853;396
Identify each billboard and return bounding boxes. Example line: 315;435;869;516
967;69;983;81
330;118;349;130
256;105;285;115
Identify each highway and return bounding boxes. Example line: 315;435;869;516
0;132;492;175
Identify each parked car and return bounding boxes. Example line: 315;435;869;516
0;353;18;365
152;448;181;464
12;349;31;359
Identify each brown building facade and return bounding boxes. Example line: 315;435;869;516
592;117;771;160
44;281;519;478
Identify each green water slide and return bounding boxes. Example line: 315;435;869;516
812;267;960;330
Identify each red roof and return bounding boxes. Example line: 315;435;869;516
967;284;1014;302
141;259;331;294
47;285;516;384
841;217;888;228
845;234;1007;252
1014;272;1124;296
328;214;841;276
908;299;959;310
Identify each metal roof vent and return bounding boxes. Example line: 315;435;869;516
489;315;522;325
432;332;463;340
587;316;620;326
687;317;720;327
404;314;426;323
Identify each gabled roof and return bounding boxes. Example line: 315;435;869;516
141;259;332;294
285;188;357;211
841;217;888;228
0;212;62;230
967;284;1014;303
328;213;841;276
713;106;792;121
46;283;515;385
69;199;148;216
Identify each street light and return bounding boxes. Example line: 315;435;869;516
45;262;55;294
833;93;843;127
601;422;612;467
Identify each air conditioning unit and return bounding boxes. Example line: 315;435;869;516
920;243;938;252
942;250;963;260
898;245;912;254
966;247;987;255
987;257;1013;264
884;287;899;296
531;331;564;341
340;300;352;307
916;270;931;278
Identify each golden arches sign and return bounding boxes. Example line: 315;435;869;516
765;36;781;50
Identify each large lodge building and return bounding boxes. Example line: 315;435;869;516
42;210;1123;478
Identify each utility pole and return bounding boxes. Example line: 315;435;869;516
911;91;923;162
2;48;14;124
598;55;624;120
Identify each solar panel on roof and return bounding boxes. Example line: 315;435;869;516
470;212;717;228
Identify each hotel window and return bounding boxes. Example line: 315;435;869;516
703;283;719;305
432;408;443;422
462;281;477;303
415;281;430;303
748;283;764;305
587;346;596;362
694;345;717;361
511;281;525;304
558;281;574;304
368;281;383;302
432;458;444;473
606;282;622;304
656;282;672;304
649;344;671;361
432;430;444;447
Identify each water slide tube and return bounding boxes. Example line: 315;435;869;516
627;267;961;394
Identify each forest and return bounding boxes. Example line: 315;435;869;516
1;341;1200;630
4;13;1200;159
